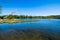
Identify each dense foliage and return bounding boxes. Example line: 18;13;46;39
0;15;60;19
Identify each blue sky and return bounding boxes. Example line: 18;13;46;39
0;0;60;16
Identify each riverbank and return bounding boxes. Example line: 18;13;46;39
0;19;39;24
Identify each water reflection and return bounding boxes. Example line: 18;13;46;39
0;19;60;40
0;19;39;24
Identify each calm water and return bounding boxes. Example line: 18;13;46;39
0;19;60;32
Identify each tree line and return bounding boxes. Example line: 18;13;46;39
0;15;60;19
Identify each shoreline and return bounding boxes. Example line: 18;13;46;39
0;19;39;24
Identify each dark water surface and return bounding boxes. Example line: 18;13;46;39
0;19;60;40
0;19;60;31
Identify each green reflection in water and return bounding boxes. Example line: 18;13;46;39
0;19;39;24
